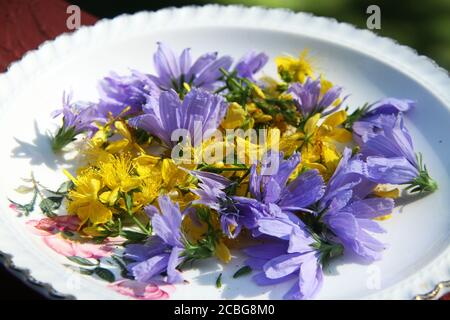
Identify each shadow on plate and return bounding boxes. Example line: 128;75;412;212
11;121;77;171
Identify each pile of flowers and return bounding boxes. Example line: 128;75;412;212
11;43;437;299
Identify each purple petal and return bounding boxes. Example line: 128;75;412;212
263;253;303;279
186;52;217;83
152;196;183;247
288;226;314;254
179;48;192;76
361;115;417;167
348;198;394;219
193;55;233;89
235;51;269;79
130;253;170;283
189;170;231;190
279;169;325;211
244;258;267;270
181;88;229;142
124;237;167;262
153;42;180;87
243;242;288;260
296;252;323;299
253;272;297;286
367;98;415;116
257;217;296;240
366;156;419;184
166;247;184;283
318;85;342;109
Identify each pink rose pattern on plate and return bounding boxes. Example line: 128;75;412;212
21;214;174;299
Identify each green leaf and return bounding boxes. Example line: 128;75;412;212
216;273;222;288
67;256;98;267
61;230;75;239
78;268;95;275
111;255;133;280
56;181;74;194
94;267;115;283
50;125;78;153
14;185;34;194
124;193;133;212
63;264;94;275
8;189;38;216
121;230;148;242
233;266;252;279
39;197;63;216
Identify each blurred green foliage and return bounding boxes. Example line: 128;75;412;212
203;0;450;71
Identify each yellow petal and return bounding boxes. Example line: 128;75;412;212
82;225;106;237
373;186;400;199
100;187;120;206
221;102;247;129
321;145;340;168
374;214;392;221
252;84;266;99
114;120;132;140
328;128;353;143
304;113;320;135
63;169;78;185
77;202;112;225
91;126;108;147
320;77;334;96
215;241;231;263
105;139;130;153
323;110;347;127
88;178;102;196
99;191;111;204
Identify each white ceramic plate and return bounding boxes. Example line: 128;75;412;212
0;5;449;300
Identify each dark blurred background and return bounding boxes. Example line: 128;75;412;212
70;0;450;71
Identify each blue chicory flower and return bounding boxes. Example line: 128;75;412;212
244;219;323;300
319;148;394;262
187;150;325;239
128;88;228;148
249;151;325;214
359;114;422;185
188;170;261;238
97;70;161;118
288;77;344;118
235;51;269;80
125;195;185;284
352;98;415;140
52;91;101;136
149;42;233;92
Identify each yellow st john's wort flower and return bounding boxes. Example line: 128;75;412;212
132;154;161;177
304;111;351;178
64;168;113;226
246;102;272;124
276;49;314;83
84;120;147;165
81;120;135;165
221;102;247;130
282;111;352;180
251;83;266;100
131;156;163;210
96;153;142;206
235;128;280;166
161;159;194;191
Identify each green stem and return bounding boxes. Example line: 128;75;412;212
124;193;151;235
